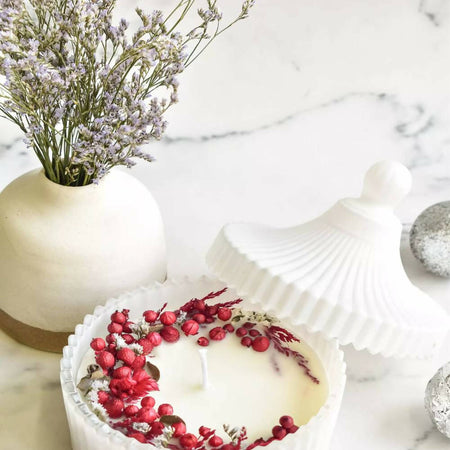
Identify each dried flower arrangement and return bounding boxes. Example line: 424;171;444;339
78;288;320;448
0;0;254;186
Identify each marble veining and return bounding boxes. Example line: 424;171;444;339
419;0;450;26
1;1;450;449
408;427;434;450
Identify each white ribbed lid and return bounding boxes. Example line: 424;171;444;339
206;161;450;359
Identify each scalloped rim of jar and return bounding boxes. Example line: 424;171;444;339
60;276;347;449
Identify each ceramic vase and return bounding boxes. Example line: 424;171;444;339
0;168;166;352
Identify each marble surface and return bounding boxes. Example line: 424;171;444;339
1;0;450;449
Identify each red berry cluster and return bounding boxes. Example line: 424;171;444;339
246;416;299;449
192;319;271;354
272;415;299;439
177;300;236;348
178;303;272;355
89;311;203;447
90;310;159;410
84;290;304;450
119;397;190;446
234;322;271;352
112;397;190;445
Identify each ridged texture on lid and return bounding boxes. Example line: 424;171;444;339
206;161;450;359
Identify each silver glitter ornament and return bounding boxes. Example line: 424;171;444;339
425;362;450;438
410;201;450;277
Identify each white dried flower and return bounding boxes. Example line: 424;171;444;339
176;311;188;324
133;422;151;433
114;334;127;349
90;401;108;421
129;343;144;355
90;379;109;391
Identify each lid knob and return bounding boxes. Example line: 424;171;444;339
361;160;412;208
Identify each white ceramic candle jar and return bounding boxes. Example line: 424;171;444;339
60;278;346;450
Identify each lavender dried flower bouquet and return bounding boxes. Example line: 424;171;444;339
0;0;254;186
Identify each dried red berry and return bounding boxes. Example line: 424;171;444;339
131;355;146;370
97;390;109;404
117;348;136;366
148;331;162;347
160;326;180;343
241;336;252;347
107;322;123;334
181;320;200;336
249;329;261;337
141;396;156;408
158;403;173;416
205;317;215;324
95;351;115;370
209;327;226;341
150;421;165;436
236;327;248;337
109;377;135;398
124;405;139;417
279;415;294;429
272;425;287;440
122;334;134;344
243;322;256;329
252;336;270;352
205;305;218;316
128;431;146;443
135;407;157;423
106;334;116;344
107;343;116;352
217;307;232;321
287;425;299;434
123;321;134;333
192;313;206;324
160;311;177;326
113;366;132;379
143;310;158;323
111;311;126;324
193;299;206;311
199;426;212;437
104;398;124;418
197;337;209;347
208;435;223;447
172;422;186;437
90;338;106;352
223;324;235;333
137;338;154;355
179;433;198;449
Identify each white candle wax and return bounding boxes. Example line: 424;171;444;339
79;322;328;444
147;328;328;442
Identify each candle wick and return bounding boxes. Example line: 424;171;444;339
198;348;210;390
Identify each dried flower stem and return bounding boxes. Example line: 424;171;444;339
0;0;255;185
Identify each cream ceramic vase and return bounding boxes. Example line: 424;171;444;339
0;168;166;352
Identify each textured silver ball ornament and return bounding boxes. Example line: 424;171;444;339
425;362;450;439
410;201;450;277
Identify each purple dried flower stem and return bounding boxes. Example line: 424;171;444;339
0;0;255;186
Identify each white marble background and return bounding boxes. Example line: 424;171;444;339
1;0;450;449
